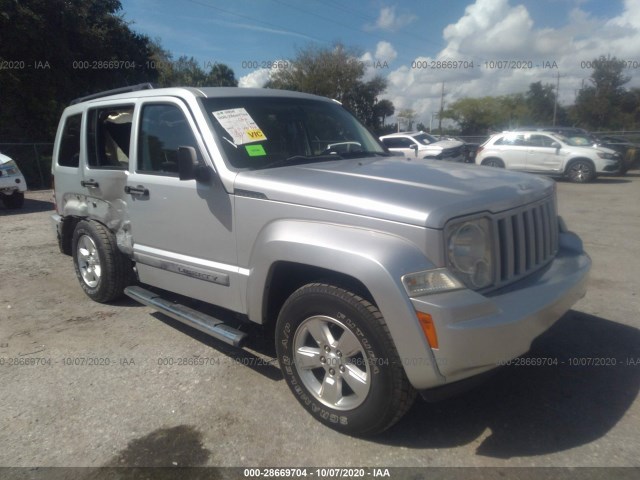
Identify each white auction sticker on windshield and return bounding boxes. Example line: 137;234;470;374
212;108;266;145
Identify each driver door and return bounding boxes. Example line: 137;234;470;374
126;98;242;312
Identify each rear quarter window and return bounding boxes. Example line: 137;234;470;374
58;113;82;168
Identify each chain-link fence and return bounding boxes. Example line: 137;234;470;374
0;143;54;190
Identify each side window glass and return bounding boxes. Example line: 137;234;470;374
58;114;82;167
138;104;202;175
384;138;413;148
530;135;554;147
87;106;134;169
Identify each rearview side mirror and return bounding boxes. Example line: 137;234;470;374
178;146;211;182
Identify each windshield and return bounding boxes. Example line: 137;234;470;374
201;96;386;170
413;132;438;145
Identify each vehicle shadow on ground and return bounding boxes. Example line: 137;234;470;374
593;178;632;184
0;197;53;215
381;311;640;458
151;308;283;382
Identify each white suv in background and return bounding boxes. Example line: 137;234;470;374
379;131;466;162
475;131;621;183
0;152;27;209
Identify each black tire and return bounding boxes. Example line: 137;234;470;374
481;158;505;168
71;220;132;303
2;191;24;209
276;283;416;436
566;159;595;183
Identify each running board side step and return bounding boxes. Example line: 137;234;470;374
124;286;248;348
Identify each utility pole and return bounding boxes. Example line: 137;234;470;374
552;71;560;126
438;82;444;136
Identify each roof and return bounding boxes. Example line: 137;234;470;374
69;84;336;106
379;131;424;138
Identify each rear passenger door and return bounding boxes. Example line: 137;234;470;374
492;133;527;170
524;134;563;173
80;103;134;210
126;98;242;313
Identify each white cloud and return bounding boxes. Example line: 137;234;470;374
368;6;417;32
379;0;640;126
238;68;272;88
375;41;397;62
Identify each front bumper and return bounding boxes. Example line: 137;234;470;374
409;230;590;386
600;158;622;173
0;177;27;194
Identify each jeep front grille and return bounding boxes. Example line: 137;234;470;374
494;197;559;288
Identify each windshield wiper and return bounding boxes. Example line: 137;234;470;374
340;151;390;158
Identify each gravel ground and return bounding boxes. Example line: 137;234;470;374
0;173;639;471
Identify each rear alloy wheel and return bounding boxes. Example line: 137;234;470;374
276;283;415;436
482;158;505;168
72;220;132;303
566;160;595;183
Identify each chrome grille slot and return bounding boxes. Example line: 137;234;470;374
494;197;558;288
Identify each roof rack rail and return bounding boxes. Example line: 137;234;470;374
70;83;154;105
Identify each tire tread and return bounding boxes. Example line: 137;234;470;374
72;220;131;303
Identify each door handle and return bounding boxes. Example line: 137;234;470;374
80;179;99;188
124;185;149;196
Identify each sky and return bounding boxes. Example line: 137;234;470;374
120;0;640;125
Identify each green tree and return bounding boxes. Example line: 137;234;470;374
374;99;395;127
396;109;417;131
206;63;238;87
526;81;557;124
267;43;392;131
149;41;237;88
443;95;528;135
0;0;159;141
572;56;630;129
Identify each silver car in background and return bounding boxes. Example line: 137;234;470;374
380;131;466;162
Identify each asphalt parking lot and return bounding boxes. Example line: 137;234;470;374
1;172;639;470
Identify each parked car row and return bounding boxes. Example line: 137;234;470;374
377;128;632;183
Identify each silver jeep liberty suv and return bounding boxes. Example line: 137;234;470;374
51;84;590;435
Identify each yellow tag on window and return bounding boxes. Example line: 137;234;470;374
245;128;266;142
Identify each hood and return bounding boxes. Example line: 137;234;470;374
421;139;463;151
234;156;554;229
0;153;13;165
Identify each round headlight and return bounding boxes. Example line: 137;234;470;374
448;221;493;289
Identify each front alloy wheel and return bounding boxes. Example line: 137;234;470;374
293;315;371;410
567;160;595;183
276;283;415;436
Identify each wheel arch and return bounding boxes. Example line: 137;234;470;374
244;219;444;389
565;157;597;182
565;156;595;172
262;261;374;332
481;157;505;167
